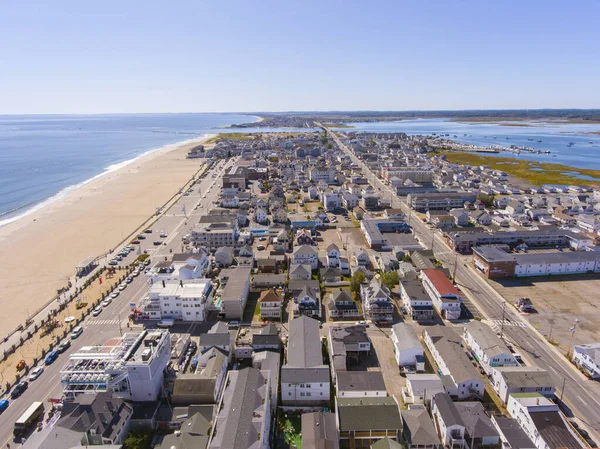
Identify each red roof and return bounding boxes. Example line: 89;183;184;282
422;269;460;297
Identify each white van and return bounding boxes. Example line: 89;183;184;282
71;326;83;339
157;319;175;328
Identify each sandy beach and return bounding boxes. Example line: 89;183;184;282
0;135;214;336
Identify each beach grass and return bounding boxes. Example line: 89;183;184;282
439;151;600;186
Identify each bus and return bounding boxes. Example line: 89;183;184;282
14;401;44;437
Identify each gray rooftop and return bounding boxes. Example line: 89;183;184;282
337;397;402;432
492;416;535;449
455;402;499;439
287;316;323;368
301;412;339;449
433;392;465;428
465;321;513;358
401;407;441;447
336;371;386;393
392;323;422;352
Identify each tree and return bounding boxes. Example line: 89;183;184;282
476;193;495;208
350;271;366;293
123;430;153;449
326;142;332;150
381;271;399;291
227;150;232;158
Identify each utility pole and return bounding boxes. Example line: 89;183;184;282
452;252;459;282
118;313;123;337
560;377;567;402
567;319;579;357
500;302;507;340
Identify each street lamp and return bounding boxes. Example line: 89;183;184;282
567;319;579;357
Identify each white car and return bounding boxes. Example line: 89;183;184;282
28;366;44;381
111;291;120;299
160;232;168;238
102;298;112;307
93;306;103;316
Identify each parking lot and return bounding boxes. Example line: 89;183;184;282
488;274;600;354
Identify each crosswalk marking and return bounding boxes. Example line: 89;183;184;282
491;319;528;333
88;319;121;325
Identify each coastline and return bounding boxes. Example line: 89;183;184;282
0;134;214;336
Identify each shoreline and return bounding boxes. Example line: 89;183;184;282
0;135;211;228
0;134;215;336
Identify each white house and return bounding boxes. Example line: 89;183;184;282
423;326;485;400
289;263;313;281
281;316;330;405
221;194;239;208
421;269;462;320
292;244;319;270
432;393;467;449
402;374;444;405
490;366;555;404
506;393;585;449
144;279;213;322
326;243;341;268
360;279;393;322
323;191;342;211
391;323;425;369
354;248;371;267
336;371;386;398
254;207;268;224
572;342;600;378
463;322;518;374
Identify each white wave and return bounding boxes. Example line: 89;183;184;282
0;135;207;228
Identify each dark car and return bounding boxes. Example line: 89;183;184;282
45;350;59;365
144;229;153;234
138;234;146;240
57;340;71;353
153;241;162;246
11;381;28;399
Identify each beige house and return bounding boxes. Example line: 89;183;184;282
259;289;283;320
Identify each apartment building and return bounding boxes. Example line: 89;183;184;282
143;279;213;322
421;269;462;320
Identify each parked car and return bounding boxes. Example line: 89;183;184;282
11;381;28;398
138;234;146;240
144;229;153;234
71;326;83;339
111;291;120;299
0;399;8;413
160;232;168;238
119;283;127;291
28;366;44;381
93;306;102;316
102;297;112;307
108;260;118;266
157;319;175;328
153;241;162;246
355;320;368;325
45;350;59;365
57;340;71;353
126;277;133;283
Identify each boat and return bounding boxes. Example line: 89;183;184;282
528;138;534;141
590;141;594;144
567;142;575;147
537;140;542;143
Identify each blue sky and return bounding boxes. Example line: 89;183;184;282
1;0;599;113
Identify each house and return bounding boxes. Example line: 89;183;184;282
46;392;133;446
402;374;444;406
252;323;283;352
401;406;442;449
506;200;525;215
342;192;360;210
155;409;212;449
218;267;251;320
361;279;394;322
327;243;341;267
236;244;254;266
449;209;470;227
293;285;320;318
491;415;536;449
258;289;283;320
572;342;600;378
274;229;290;250
295;229;314;246
400;279;435;321
199;322;232;355
328;325;371;375
293;244;319;269
214;246;235;268
336;397;402;448
144;280;213;322
463;322;518;374
272;207;288;223
328;289;360;320
339;256;351;275
221;194;239;208
431;393;467;449
324;191;342;211
431;214;455;229
353;206;366;220
470;211;492;226
423;326;485;400
172;347;229;405
257;257;278;274
455;401;500;448
281;316;330;405
489;367;555;404
507;393;585;449
320;267;342;284
421;269;462;320
254;207;268;224
392;323;425;370
208;368;271;449
252;273;287;289
336;371;387;398
354;247;371;267
289;263;312;280
302;411;339;449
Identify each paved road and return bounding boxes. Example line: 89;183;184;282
325;126;600;441
0;158;233;448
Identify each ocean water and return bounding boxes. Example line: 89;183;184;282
334;119;600;171
0;113;258;226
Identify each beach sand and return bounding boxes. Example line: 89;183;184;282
0;135;214;336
